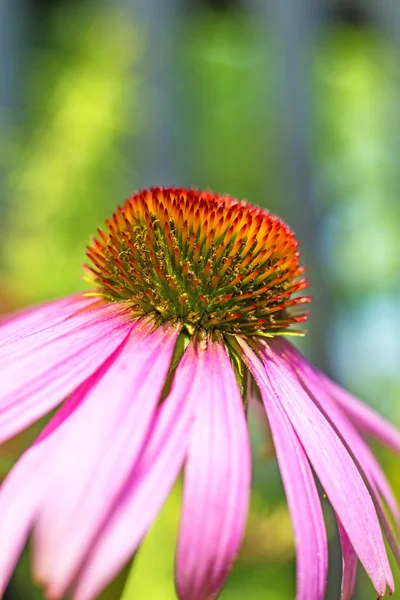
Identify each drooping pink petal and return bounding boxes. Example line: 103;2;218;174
0;297;131;367
274;339;400;526
374;495;400;573
0;300;134;443
0;335;131;595
260;373;328;600
275;339;400;455
309;381;399;524
277;339;400;583
33;322;180;599
0;294;98;346
238;338;393;598
324;377;400;455
175;339;251;600
0;442;47;594
337;519;357;600
297;371;400;574
72;340;203;600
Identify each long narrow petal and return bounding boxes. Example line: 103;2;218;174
0;294;95;345
33;322;179;599
279;339;400;581
260;378;328;600
0;443;47;593
0;335;130;595
281;345;399;592
337;519;357;600
73;340;203;600
0;298;131;367
275;339;400;455
324;377;400;454
0;301;134;443
175;339;251;600
297;369;400;571
374;496;400;573
245;340;328;600
238;339;392;598
275;340;400;525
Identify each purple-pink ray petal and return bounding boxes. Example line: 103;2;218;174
259;374;328;600
275;339;400;455
0;297;131;367
337;518;357;600
32;322;179;599
276;339;400;588
0;443;47;594
274;339;400;527
238;338;393;598
0;333;131;595
374;495;400;573
175;339;251;600
72;340;203;600
325;377;400;455
0;301;134;443
0;294;96;346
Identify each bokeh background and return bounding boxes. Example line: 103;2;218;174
1;0;400;598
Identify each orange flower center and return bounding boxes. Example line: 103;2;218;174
85;187;310;337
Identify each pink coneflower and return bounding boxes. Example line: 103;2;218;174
0;187;399;600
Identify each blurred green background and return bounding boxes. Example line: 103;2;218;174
0;0;400;598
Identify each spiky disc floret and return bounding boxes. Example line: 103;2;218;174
85;187;310;337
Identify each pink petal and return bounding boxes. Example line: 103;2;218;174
259;378;328;600
0;443;46;594
323;376;400;455
175;339;251;600
0;300;134;443
33;322;179;599
278;339;400;587
374;495;400;574
73;340;202;600
337;519;357;600
0;294;97;346
0;333;131;595
0;297;131;367
275;339;400;527
238;339;393;598
275;338;400;455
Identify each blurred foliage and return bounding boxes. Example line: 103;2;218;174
316;27;400;415
181;12;278;206
1;4;141;305
0;3;399;600
316;27;400;295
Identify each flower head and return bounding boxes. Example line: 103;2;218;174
0;187;399;600
85;187;310;336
